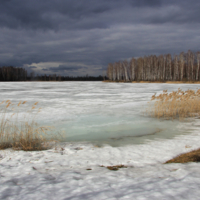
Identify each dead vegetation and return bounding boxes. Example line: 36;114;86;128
149;88;200;164
0;100;57;151
100;164;127;171
165;148;200;164
103;80;200;84
149;88;200;120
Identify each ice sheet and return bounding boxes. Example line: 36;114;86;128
0;82;199;145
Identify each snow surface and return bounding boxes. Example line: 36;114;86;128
1;82;200;199
1;122;200;200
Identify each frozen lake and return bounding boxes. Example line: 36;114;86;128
0;82;199;146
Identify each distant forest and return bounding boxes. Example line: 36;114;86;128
107;50;200;82
0;66;104;81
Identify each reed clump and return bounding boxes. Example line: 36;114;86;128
0;100;56;151
149;88;200;120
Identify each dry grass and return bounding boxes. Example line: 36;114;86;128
104;80;200;84
132;81;164;83
165;81;200;84
102;80;126;83
147;88;200;164
0;100;56;151
148;88;200;120
165;148;200;164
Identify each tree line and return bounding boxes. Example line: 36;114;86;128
0;66;27;81
28;74;104;81
0;66;104;81
106;50;200;82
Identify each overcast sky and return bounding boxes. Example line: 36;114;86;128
0;0;200;76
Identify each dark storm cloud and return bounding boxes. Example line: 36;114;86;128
129;0;162;7
29;66;37;69
1;0;197;31
0;0;200;76
0;0;112;30
47;65;86;72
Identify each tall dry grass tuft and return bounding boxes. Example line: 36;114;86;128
0;101;56;151
148;88;200;120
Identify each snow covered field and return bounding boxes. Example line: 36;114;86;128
0;82;200;199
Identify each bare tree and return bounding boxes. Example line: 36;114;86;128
106;50;200;82
196;52;200;81
130;58;136;81
158;55;164;81
143;56;148;81
115;62;120;81
190;51;194;80
179;52;185;81
113;63;117;81
186;50;193;81
122;60;130;82
173;55;178;81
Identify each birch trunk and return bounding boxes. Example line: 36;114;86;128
173;55;178;81
190;52;194;81
196;52;200;81
122;60;129;82
113;63;116;81
179;52;184;81
130;58;135;81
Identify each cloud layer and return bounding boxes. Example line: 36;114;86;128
0;0;200;76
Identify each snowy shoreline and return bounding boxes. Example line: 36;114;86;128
1;119;200;199
1;82;200;199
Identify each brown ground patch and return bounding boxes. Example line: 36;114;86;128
165;148;200;164
132;81;164;83
103;80;200;84
100;164;127;171
102;80;127;83
165;81;200;84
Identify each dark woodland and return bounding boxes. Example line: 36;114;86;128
28;74;104;81
106;50;200;82
0;66;27;81
0;66;104;81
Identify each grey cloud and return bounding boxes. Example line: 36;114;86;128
29;66;37;69
129;0;162;7
0;0;112;30
48;65;86;72
0;0;200;76
1;0;199;31
23;65;37;75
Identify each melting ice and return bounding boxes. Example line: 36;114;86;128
0;82;198;146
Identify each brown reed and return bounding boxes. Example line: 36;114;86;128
0;101;56;151
148;88;200;120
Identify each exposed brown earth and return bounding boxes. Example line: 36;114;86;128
100;164;127;171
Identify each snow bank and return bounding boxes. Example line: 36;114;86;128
1;119;200;199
